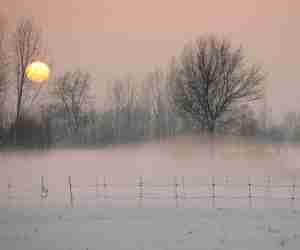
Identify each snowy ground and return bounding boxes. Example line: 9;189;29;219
1;141;300;250
1;203;300;250
1;173;300;250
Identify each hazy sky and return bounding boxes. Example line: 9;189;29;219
2;0;300;117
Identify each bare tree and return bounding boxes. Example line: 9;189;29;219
143;70;177;138
11;18;45;140
170;36;265;134
108;76;139;142
52;70;94;135
0;17;8;134
0;21;6;101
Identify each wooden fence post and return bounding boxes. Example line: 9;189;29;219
291;176;296;201
41;176;44;192
181;176;185;198
248;177;252;199
7;178;12;200
103;176;107;189
41;176;44;199
211;177;216;209
211;176;216;199
138;176;144;200
103;176;107;199
174;176;179;200
68;176;73;207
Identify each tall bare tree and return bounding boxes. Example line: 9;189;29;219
108;76;139;142
52;70;94;135
143;70;177;138
0;16;8;133
170;36;265;134
11;18;44;135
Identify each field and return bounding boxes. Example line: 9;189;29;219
1;137;300;250
1;205;300;250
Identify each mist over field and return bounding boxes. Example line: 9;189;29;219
1;135;300;207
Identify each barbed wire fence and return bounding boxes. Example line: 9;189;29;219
3;175;299;209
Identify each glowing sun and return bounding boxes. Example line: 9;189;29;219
26;61;50;83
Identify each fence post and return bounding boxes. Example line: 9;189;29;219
248;177;252;199
41;176;44;193
68;176;73;207
211;176;216;208
174;176;179;200
103;176;107;188
291;176;296;201
173;176;179;208
211;176;216;199
138;176;144;200
181;176;185;198
103;176;107;199
41;175;49;200
7;178;12;200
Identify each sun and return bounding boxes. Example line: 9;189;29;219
25;61;50;83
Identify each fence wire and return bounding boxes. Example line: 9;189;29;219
2;176;299;208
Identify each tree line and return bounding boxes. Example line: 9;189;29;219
0;17;295;149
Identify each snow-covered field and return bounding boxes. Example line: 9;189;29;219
1;178;300;250
2;137;300;250
1;204;300;250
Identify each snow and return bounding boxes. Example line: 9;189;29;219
1;203;300;250
1;139;300;250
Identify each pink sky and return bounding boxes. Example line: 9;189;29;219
2;0;300;118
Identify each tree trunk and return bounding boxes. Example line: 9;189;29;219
207;121;215;135
14;76;25;144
